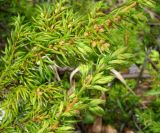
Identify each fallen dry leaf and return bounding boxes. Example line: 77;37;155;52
124;128;135;133
92;117;102;133
102;125;118;133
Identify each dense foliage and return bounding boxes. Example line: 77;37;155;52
0;0;159;132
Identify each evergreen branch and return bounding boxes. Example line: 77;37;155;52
0;0;154;132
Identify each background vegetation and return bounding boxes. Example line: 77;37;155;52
0;0;159;132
